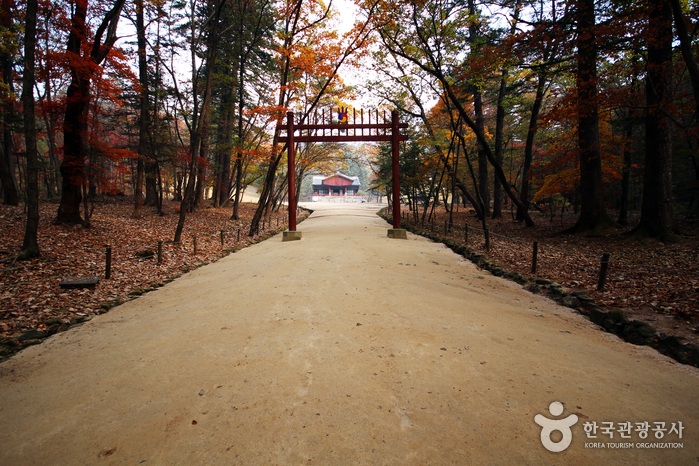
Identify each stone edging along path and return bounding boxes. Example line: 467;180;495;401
378;209;699;368
0;210;312;362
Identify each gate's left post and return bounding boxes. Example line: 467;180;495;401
283;111;302;241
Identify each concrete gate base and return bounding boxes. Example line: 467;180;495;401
282;231;303;241
387;228;407;239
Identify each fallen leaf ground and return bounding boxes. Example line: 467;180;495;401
0;198;296;350
401;206;699;348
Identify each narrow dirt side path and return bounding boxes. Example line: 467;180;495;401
0;204;697;465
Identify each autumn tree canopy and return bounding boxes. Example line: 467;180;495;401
2;0;699;245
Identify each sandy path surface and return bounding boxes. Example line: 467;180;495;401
0;203;697;465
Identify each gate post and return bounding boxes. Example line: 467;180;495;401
283;111;302;241
388;109;407;239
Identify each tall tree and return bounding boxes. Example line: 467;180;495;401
0;0;19;205
56;0;126;224
131;0;149;219
634;0;679;240
467;0;489;217
20;0;39;258
566;0;615;233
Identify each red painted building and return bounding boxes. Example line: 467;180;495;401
312;173;361;197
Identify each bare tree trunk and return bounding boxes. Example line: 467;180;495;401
493;70;507;219
566;0;615;233
634;0;679;241
618;113;633;226
468;0;489;217
144;160;158;205
21;0;39;258
214;88;234;207
0;0;19;206
517;72;546;221
132;0;148;219
475;92;490;217
56;0;126;224
194;114;209;208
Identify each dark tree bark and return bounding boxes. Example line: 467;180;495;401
194;115;210;208
0;0;19;206
41;82;61;199
144;160;158;205
634;0;679;241
56;0;90;224
492;70;506;219
474;91;490;216
468;0;489;217
21;0;39;258
231;0;248;220
618;114;633;226
517;72;546;221
214;88;234;207
56;0;126;224
232;88;245;218
132;0;148;219
566;0;615;233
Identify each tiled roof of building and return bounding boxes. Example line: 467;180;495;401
312;172;360;186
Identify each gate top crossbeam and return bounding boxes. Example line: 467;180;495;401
277;107;408;143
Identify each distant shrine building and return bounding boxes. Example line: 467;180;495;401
312;173;361;202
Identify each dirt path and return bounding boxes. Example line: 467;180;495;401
1;203;697;465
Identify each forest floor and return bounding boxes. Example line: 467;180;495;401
0;197;299;354
401;205;699;348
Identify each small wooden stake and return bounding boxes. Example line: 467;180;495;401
598;253;611;291
464;224;468;243
193;236;197;255
105;246;111;280
532;241;538;274
237;229;241;242
157;240;163;265
220;230;225;245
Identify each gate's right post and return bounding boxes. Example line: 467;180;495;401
388;109;407;239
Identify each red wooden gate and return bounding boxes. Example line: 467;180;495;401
278;108;409;239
